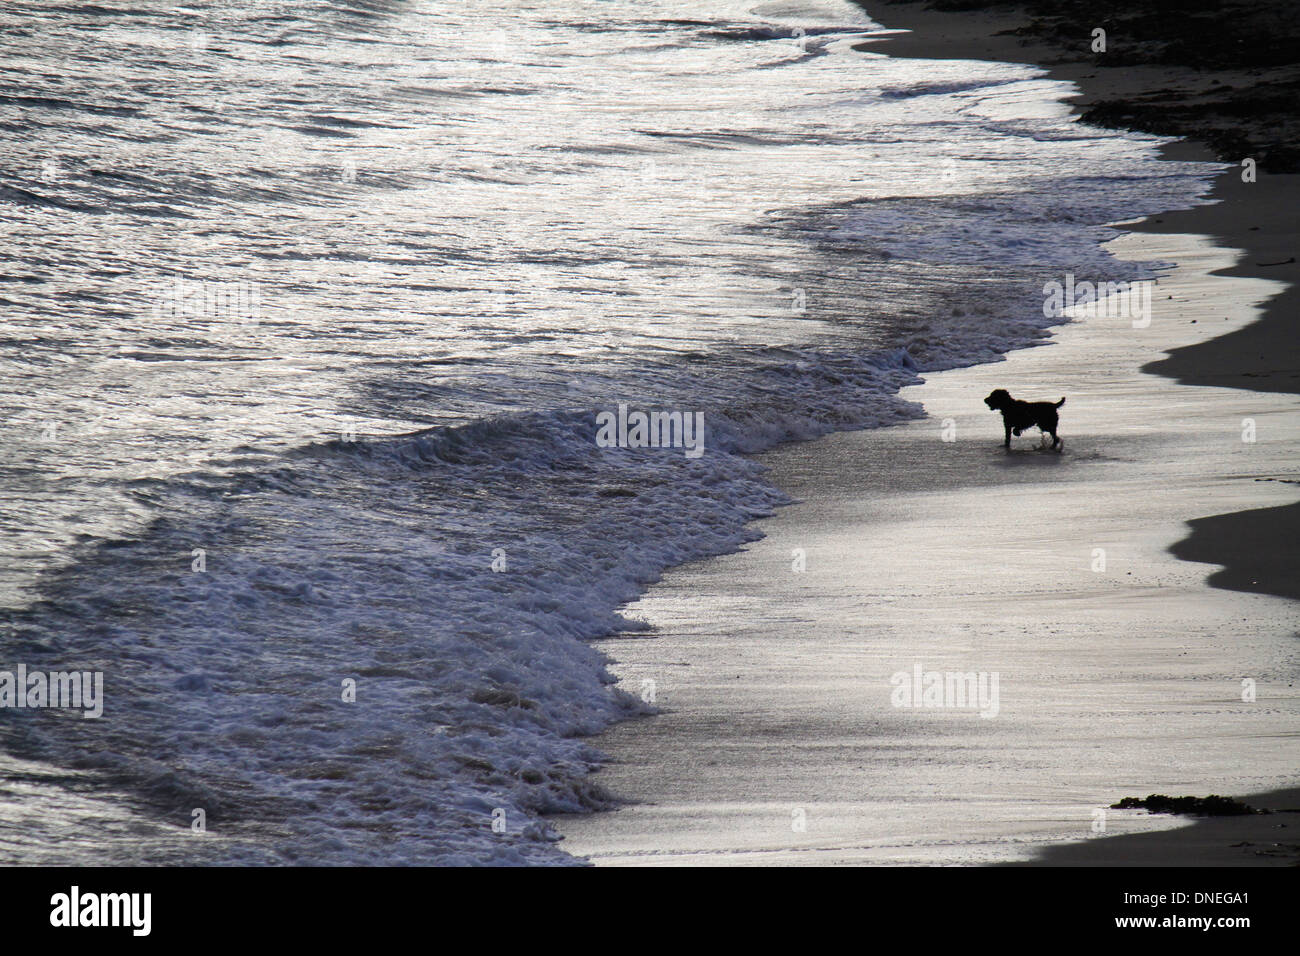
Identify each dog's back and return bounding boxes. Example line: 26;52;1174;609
984;389;1064;450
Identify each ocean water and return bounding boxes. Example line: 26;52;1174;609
0;0;1216;863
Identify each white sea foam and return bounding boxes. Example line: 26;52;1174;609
0;0;1218;863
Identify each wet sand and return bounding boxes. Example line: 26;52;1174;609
551;3;1300;866
852;0;1300;604
553;225;1300;865
1024;786;1300;865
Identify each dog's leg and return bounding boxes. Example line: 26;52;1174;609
1050;428;1061;451
1003;423;1012;449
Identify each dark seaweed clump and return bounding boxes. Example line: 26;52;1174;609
1110;794;1258;816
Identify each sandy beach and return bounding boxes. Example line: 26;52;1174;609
4;0;1295;887
552;4;1300;866
554;224;1300;867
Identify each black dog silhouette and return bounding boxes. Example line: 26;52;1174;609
984;389;1064;451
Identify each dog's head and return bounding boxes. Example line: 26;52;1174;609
984;388;1012;411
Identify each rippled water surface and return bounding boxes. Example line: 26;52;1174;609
0;0;1215;863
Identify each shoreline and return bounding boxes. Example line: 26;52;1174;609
852;0;1300;605
551;5;1300;865
858;0;1300;175
553;225;1300;867
1018;786;1300;866
853;6;1300;865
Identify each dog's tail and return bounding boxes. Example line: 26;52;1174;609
1055;397;1066;408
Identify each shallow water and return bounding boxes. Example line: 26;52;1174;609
555;231;1300;866
0;0;1217;863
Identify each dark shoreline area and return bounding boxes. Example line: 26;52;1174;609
862;0;1300;174
855;0;1300;866
854;0;1300;607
